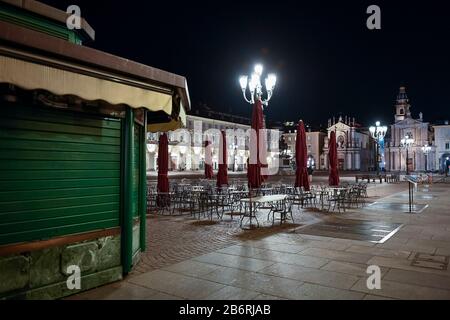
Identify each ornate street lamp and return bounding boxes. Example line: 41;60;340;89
369;121;387;174
400;134;414;174
239;64;276;225
239;64;276;107
421;144;431;172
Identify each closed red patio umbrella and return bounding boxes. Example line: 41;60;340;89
248;99;264;189
204;139;214;179
217;131;229;187
328;130;340;186
295;120;310;191
157;133;169;205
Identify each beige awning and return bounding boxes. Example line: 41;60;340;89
147;102;187;132
0;54;173;114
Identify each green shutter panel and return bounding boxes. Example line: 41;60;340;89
132;124;140;219
0;105;121;245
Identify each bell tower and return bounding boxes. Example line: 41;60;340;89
394;86;411;122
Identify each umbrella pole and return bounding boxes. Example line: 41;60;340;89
249;185;253;227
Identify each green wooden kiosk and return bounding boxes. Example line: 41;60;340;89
0;0;189;299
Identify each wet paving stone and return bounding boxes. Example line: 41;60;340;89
391;194;436;200
366;202;428;213
295;218;403;243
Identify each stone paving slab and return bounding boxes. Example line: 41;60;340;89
296;221;403;243
383;269;450;291
320;260;389;277
259;263;360;290
351;278;450;300
66;281;182;300
437;248;450;256
376;240;437;254
363;294;395;300
199;266;305;299
161;260;224;278
345;245;412;259
367;256;450;277
300;247;373;264
128;269;225;299
68;183;450;300
251;250;329;269
294;283;366;300
366;202;429;213
203;286;261;300
240;241;308;254
192;252;275;272
216;245;267;258
253;293;288;300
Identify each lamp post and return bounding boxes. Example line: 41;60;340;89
239;64;276;225
369;121;387;175
230;141;237;172
421;144;431;172
400;134;414;175
401;134;415;213
446;157;450;176
307;156;315;184
307;156;315;170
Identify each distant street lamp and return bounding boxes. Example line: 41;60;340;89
421;144;431;172
307;156;315;169
369;121;387;174
232;142;238;172
447;157;450;176
400;134;414;174
239;64;277;107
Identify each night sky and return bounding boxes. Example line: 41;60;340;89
41;0;450;128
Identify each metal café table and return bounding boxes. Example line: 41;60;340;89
328;187;347;194
256;187;274;196
239;194;288;229
284;186;295;194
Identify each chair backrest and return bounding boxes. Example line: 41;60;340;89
285;198;294;212
339;189;347;199
298;186;306;195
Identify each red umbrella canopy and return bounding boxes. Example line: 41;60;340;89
217;131;229;187
204;139;214;179
157;132;169;193
328;130;340;186
157;133;169;205
248;99;264;189
295;120;310;191
259;120;269;183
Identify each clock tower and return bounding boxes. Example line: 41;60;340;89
394;86;411;122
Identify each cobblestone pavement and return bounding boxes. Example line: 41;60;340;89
132;183;403;275
69;182;450;300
